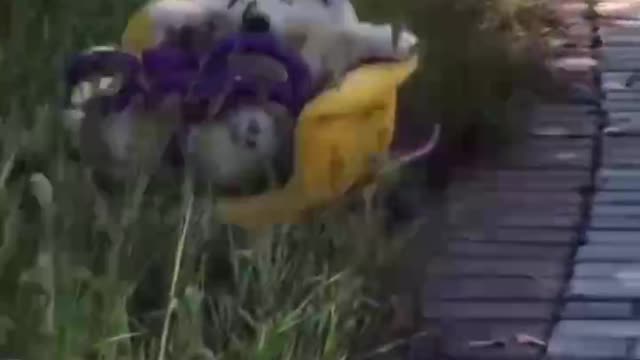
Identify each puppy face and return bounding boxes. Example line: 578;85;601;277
225;105;280;158
185;103;295;188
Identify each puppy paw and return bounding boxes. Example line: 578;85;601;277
394;27;419;58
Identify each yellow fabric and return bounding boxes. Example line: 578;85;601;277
121;4;156;56
121;0;205;55
216;56;419;229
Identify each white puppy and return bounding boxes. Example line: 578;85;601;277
118;0;417;188
185;104;291;188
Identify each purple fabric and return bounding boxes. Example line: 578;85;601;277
193;32;313;117
65;49;143;112
64;41;398;116
141;45;200;102
65;34;313;125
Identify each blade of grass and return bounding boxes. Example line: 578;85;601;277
157;178;195;360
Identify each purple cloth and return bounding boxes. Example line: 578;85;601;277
141;45;200;106
65;32;313;120
194;32;313;117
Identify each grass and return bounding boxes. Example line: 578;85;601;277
0;0;561;359
356;0;563;146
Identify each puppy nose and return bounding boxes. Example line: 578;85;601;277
241;4;270;33
242;13;270;33
247;118;260;135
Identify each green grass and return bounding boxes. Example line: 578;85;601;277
0;0;561;359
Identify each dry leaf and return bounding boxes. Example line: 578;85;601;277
515;333;546;348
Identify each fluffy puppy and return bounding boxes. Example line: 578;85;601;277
184;103;294;191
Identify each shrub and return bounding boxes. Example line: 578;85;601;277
355;0;562;147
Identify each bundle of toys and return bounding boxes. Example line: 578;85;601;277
63;0;437;228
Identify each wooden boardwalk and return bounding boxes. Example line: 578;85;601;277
407;1;640;359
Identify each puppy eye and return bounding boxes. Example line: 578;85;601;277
245;139;257;149
247;119;260;135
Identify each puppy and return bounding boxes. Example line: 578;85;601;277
184;103;294;191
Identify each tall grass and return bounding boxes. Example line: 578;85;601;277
0;0;560;359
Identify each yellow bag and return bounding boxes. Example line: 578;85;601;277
120;3;420;228
215;57;419;229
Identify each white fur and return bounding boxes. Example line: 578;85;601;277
119;0;417;185
140;0;416;84
199;0;415;84
187;105;279;186
285;22;418;83
200;0;359;29
143;0;358;44
213;0;417;84
144;0;241;44
66;76;132;156
226;105;279;158
147;0;211;41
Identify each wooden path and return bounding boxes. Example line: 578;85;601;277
406;1;640;359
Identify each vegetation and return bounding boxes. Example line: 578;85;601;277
357;0;563;147
0;0;562;359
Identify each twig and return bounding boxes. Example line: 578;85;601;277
357;330;432;359
157;184;195;360
514;333;546;348
383;123;442;174
0;151;15;189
